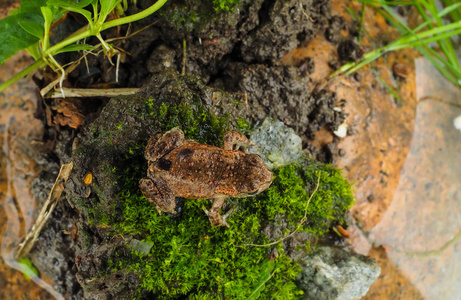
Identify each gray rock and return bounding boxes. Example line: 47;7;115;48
249;118;304;169
296;247;380;300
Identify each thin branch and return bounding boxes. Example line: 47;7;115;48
15;162;73;260
244;173;321;247
100;0;168;30
47;87;139;98
182;38;187;75
0;59;46;93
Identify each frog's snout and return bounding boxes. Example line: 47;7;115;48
259;176;273;192
251;164;273;195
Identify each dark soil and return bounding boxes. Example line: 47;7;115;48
27;0;358;298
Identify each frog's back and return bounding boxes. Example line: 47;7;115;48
154;140;243;198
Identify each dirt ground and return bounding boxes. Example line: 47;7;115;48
0;0;431;298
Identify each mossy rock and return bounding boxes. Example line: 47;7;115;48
65;70;354;299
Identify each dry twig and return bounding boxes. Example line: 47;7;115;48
15;162;73;259
182;38;187;75
243;172;321;247
46;87;139;98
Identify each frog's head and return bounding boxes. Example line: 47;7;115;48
139;178;176;214
235;154;273;197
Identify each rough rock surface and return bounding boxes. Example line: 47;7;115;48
25;0;363;297
150;0;326;79
296;247;381;300
249;118;304;168
213;63;344;149
239;0;317;63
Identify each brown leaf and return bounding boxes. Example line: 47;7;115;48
51;98;85;129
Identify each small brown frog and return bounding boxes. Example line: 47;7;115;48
139;127;273;227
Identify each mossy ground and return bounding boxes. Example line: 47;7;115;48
161;0;241;31
94;100;354;299
210;0;241;11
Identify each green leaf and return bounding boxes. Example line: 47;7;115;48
0;13;40;64
46;0;94;9
47;0;94;23
17;8;45;39
55;43;94;54
19;0;48;14
53;7;70;22
41;6;55;26
8;8;20;16
19;21;45;39
129;239;155;256
18;257;39;281
248;260;276;300
98;0;122;24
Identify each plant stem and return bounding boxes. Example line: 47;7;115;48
46;27;93;56
0;58;46;93
101;0;168;30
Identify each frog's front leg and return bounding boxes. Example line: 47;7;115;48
203;196;233;227
223;130;254;152
145;127;185;161
139;177;176;214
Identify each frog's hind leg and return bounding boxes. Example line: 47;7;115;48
223;130;254;153
145;127;185;161
139;177;176;214
203;196;233;227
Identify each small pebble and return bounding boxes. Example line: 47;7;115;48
334;123;348;138
83;173;93;185
454;115;461;132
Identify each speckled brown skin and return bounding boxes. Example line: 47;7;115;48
139;127;273;227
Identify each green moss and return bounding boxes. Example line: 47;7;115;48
112;150;353;298
145;99;230;145
261;161;354;238
95;99;354;298
115;194;304;299
161;0;241;32
211;0;241;11
235;117;251;135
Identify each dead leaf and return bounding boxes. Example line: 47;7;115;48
51;98;85;128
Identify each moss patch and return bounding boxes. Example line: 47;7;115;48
111;124;354;299
68;71;354;298
211;0;241;11
262;162;354;238
161;0;241;32
145;100;230;145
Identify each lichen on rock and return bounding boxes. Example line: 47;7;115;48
296;247;381;300
249;118;305;169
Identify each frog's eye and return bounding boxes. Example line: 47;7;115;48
158;158;172;171
246;154;262;166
